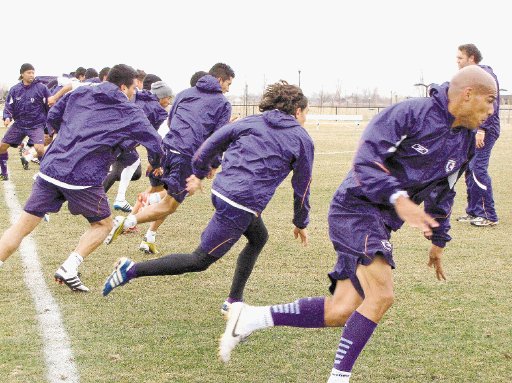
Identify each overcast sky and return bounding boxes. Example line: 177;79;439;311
2;0;510;99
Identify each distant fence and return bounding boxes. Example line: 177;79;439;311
232;105;388;120
1;101;510;124
232;104;512;123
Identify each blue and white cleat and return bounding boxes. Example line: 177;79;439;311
102;257;135;296
113;200;133;213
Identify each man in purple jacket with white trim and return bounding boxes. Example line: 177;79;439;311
0;64;163;292
104;63;234;254
1;63;51;170
455;44;501;227
216;66;496;383
102;81;314;304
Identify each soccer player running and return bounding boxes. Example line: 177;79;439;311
455;44;501;227
102;81;314;305
105;80;171;213
0;64;164;292
1;63;51;171
104;63;235;254
217;66;497;383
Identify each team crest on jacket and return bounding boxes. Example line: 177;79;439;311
30;98;35;103
445;159;456;173
381;240;393;252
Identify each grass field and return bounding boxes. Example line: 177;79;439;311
0;120;511;383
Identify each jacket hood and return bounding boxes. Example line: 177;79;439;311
262;109;301;129
135;89;159;102
196;75;222;93
91;82;129;104
429;83;455;125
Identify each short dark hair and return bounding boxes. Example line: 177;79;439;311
136;69;147;81
107;64;137;88
85;68;98;80
259;80;308;115
142;74;162;90
75;67;86;79
99;67;110;81
209;63;235;81
190;71;208;87
458;44;483;64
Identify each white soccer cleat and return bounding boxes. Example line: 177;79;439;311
219;302;252;363
139;239;159;254
327;369;352;383
470;217;498;227
54;266;90;292
456;214;476;222
104;216;126;245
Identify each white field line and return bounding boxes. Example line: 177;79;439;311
1;174;80;383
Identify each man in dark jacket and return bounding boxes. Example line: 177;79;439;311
215;66;496;383
1;63;51;170
102;81;313;301
455;44;500;226
105;80;171;213
104;63;234;254
0;64;163;292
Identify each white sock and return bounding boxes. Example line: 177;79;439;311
239;305;274;334
145;230;156;243
61;252;83;273
0;260;4;268
148;193;161;205
25;152;34;161
116;159;140;202
327;369;351;383
123;214;138;229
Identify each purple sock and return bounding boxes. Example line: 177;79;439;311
0;152;8;175
226;297;242;304
270;297;325;328
333;311;377;373
126;264;138;280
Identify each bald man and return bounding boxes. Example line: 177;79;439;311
219;66;497;383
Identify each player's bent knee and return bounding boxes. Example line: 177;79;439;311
191;248;217;272
369;290;395;310
324;299;354;326
162;196;180;214
92;217;113;232
34;145;45;157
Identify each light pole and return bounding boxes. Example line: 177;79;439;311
414;82;433;97
298;70;301;88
